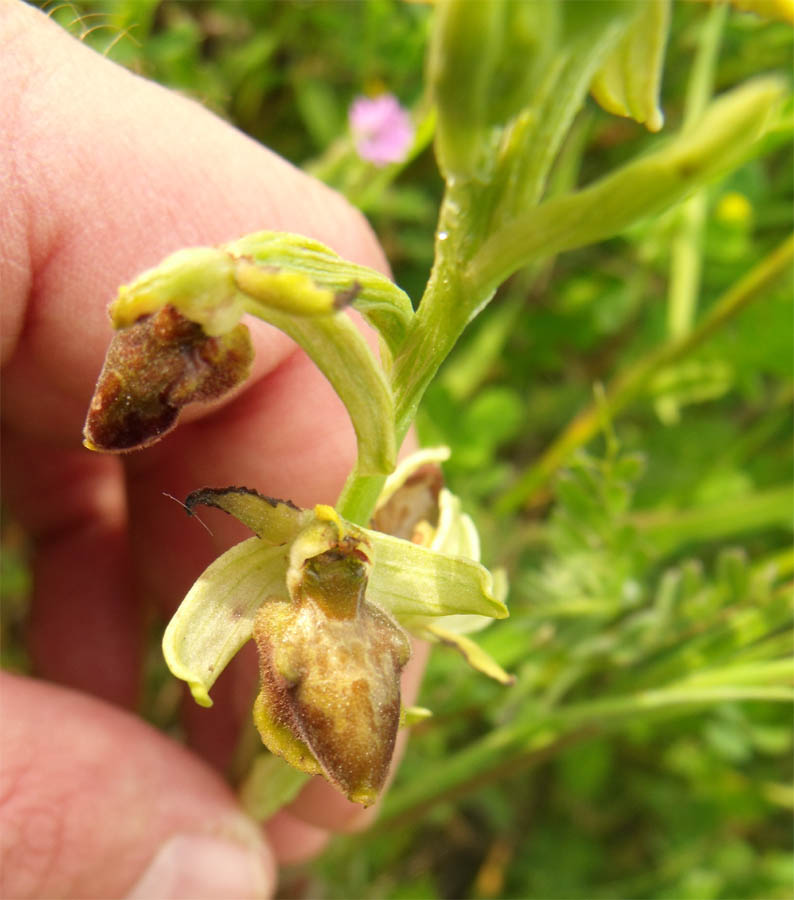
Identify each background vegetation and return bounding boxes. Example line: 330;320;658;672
5;1;793;897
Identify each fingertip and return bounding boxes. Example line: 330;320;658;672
0;673;273;899
125;833;276;900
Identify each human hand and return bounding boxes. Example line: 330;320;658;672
0;4;425;896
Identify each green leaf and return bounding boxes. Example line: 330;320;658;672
469;77;786;296
162;538;289;707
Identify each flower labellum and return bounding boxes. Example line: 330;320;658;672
349;94;415;167
253;508;411;806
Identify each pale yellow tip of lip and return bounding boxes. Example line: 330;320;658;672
83;437;100;451
349;786;377;807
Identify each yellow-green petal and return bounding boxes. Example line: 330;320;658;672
162;537;289;707
425;623;515;686
366;530;508;621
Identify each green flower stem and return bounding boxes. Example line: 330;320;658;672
666;3;727;341
335;471;388;526
338;181;478;523
336;254;467;525
243;298;397;477
495;233;794;513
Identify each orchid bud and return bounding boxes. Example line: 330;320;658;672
83;304;253;452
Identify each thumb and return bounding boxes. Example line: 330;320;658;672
0;673;275;899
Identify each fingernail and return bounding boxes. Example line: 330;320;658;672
126;833;273;899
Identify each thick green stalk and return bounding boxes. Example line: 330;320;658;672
335;471;388;526
336;253;469;524
337;182;481;524
496;234;794;513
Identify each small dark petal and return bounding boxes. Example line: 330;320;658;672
83;305;253;452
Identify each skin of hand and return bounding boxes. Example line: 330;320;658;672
0;4;427;897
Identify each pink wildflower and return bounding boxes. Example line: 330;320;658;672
349;94;414;167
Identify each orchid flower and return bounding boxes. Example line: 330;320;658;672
81;228;513;808
162;448;509;806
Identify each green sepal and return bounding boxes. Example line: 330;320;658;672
110;247;242;336
227;231;415;357
591;0;671;132
185;487;312;544
161;537;290;707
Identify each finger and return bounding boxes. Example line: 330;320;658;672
1;3;387;701
1;0;387;441
1;2;425;843
0;672;275;900
265;812;330;866
0;433;141;708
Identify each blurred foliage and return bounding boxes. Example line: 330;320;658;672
9;1;793;897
